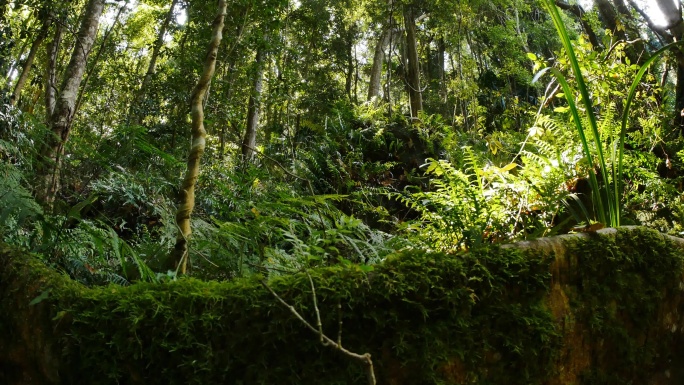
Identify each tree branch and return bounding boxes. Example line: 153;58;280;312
627;0;673;45
554;1;602;50
261;277;377;385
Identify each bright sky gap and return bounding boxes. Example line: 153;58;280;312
578;0;674;27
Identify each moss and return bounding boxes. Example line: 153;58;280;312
2;227;684;384
565;227;684;384
49;246;558;385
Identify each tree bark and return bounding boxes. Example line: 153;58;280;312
654;0;682;32
9;20;49;106
170;0;227;274
74;1;127;119
37;0;105;205
368;28;391;101
44;23;62;118
594;0;645;64
403;7;422;118
635;0;684;132
344;27;355;101
554;1;601;50
241;47;265;160
658;0;684;131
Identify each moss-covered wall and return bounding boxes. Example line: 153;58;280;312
1;227;684;385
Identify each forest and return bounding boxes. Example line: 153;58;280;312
1;0;683;280
2;0;684;382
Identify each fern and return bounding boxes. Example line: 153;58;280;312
0;163;43;249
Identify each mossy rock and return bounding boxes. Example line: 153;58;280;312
1;227;684;385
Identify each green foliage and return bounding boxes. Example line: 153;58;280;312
12;241;558;384
4;227;682;384
0;105;44;247
0;163;43;247
398;154;507;251
539;0;684;227
398;119;586;249
193;163;398;278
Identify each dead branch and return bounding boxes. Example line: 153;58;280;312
261;275;377;385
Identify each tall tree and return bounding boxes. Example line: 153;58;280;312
623;0;684;131
404;6;423;118
132;0;180;124
594;0;647;64
169;0;228;274
9;17;49;106
241;47;265;160
44;21;62;118
368;28;391;101
38;0;106;204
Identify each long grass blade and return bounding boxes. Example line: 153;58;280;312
549;68;607;224
543;0;614;226
617;41;684;225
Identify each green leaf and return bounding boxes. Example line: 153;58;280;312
29;289;52;306
68;194;98;220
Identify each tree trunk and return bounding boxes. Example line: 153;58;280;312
9;20;49;106
132;0;179;124
554;1;602;49
344;28;354;101
676;64;684;133
404;7;423;118
559;2;601;49
594;0;644;64
594;0;628;40
368;28;391;101
654;0;682;31
74;1;127;119
241;48;265;160
38;0;105;205
651;0;684;132
170;0;227;274
44;23;62;118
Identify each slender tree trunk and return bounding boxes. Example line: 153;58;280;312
404;7;422;118
10;20;48;106
368;28;391;101
137;0;178;108
652;0;684;132
354;43;359;103
676;65;684;133
44;23;62;117
345;29;354;101
241;48;265;160
170;0;227;274
37;0;105;205
74;1;127;118
4;38;29;83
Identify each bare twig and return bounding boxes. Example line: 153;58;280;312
337;299;343;347
306;271;325;345
261;278;377;385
